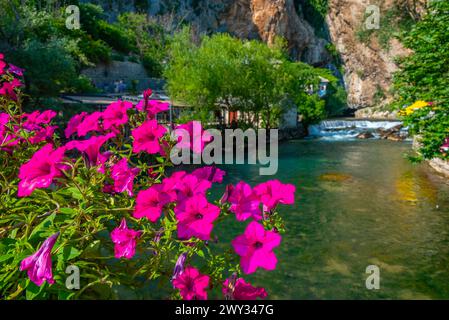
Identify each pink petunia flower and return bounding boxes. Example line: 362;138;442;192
227;181;261;221
18;144;67;197
102;183;115;194
8;64;24;76
76;111;103;137
0;78;22;100
174;173;212;203
191;166;226;183
102;100;132;132
174;194;220;241
0;112;10;137
254;180;295;212
147;100;170;118
161;171;187;191
110;218;142;259
440;138;449;153
0;55;5;75
133;184;175;222
143;88;153;100
135;88;153;111
28;125;58;145
172;266;209;300
223;277;268;300
131;119;167;154
65;112;87;138
65;133;115;173
136;99;169;118
220;184;234;204
22;110;57;131
20;232;59;286
0;126;20;153
110;158;140;196
174;121;213;154
171;252;187;283
232;221;281;274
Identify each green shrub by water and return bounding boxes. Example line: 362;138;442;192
393;0;449;161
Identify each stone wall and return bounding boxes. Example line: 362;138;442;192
81;61;165;92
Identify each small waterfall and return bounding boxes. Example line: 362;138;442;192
308;119;405;140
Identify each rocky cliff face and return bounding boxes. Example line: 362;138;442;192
326;0;413;109
84;0;426;110
222;0;330;63
85;0;331;64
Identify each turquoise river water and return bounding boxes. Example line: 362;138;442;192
216;139;449;299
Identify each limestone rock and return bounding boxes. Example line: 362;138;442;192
325;0;424;109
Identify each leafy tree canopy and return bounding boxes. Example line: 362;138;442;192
165;28;336;128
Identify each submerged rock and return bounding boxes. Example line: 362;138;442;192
377;124;407;141
319;173;352;182
356;132;374;139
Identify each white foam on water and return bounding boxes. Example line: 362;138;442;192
308;119;405;140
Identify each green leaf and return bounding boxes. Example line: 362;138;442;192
28;213;56;241
0;238;16;255
66;187;83;200
25;282;45;300
0;253;14;263
197;249;205;258
59;207;77;215
80;240;101;258
62;246;81;261
58;290;76;300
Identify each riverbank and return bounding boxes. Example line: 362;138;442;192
428;158;449;178
412;136;449;178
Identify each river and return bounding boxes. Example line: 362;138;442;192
217;138;449;299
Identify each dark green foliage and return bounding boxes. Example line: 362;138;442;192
14;39;77;98
135;0;150;13
115;13;168;77
0;1;170;98
78;39;112;64
78;2;105;37
295;0;329;38
324;83;347;117
299;95;326;124
393;1;449;105
95;20;135;53
142;54;163;77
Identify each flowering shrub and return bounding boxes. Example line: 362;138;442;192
0;55;295;300
399;100;449;162
392;1;449;163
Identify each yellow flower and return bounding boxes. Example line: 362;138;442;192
399;100;429;116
